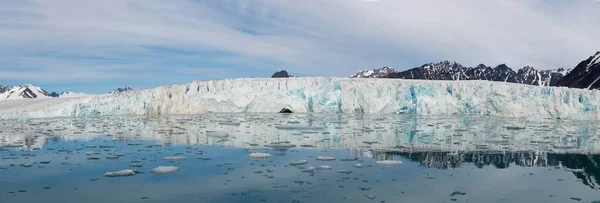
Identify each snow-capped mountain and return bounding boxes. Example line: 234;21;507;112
556;51;600;89
0;84;52;100
350;66;395;78
352;61;570;86
109;86;133;94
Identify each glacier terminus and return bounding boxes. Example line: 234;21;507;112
0;77;598;120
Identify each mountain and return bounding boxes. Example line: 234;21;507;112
271;70;291;78
352;61;570;86
0;85;8;94
556;51;600;89
109;86;133;94
350;66;395;78
0;84;51;100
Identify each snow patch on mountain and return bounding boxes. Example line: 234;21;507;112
0;78;598;120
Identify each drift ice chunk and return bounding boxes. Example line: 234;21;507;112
375;160;404;165
163;156;188;161
151;166;179;174
105;169;135;177
290;160;308;166
319;165;331;170
248;152;272;158
316;156;335;161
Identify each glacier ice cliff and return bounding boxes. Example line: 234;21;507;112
0;77;599;119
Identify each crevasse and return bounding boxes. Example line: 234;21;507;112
0;78;598;120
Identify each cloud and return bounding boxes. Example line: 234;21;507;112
0;0;599;92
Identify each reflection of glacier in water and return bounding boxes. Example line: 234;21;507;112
1;113;600;191
2;113;599;153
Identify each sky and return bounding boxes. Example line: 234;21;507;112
1;0;599;94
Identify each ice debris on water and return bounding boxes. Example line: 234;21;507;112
289;160;308;166
151;166;179;174
375;160;404;165
163;156;188;161
105;169;136;177
248;152;272;158
316;156;335;161
318;165;331;170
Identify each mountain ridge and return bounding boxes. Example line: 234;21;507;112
351;61;570;86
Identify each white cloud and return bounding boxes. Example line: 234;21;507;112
0;0;599;86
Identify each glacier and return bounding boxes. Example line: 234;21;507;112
0;77;599;119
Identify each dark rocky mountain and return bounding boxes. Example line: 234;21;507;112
556;51;600;89
271;70;291;78
352;61;570;86
109;86;133;94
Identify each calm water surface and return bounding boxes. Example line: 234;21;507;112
1;114;599;203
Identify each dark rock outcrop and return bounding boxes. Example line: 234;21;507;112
279;108;293;113
271;70;291;78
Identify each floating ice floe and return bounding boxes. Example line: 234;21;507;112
248;152;272;158
206;131;229;138
85;151;101;156
318;165;331;170
290;160;308;166
316;156;335;161
151;166;179;174
105;169;135;177
163;156;188;161
375;160;404;165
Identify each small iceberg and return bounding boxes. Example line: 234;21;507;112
105;169;136;177
375;160;404;165
248;152;272;158
151;166;179;174
162;156;188;161
316;156;335;161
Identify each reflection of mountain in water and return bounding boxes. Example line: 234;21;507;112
371;150;599;190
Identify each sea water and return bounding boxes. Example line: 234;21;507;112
1;113;599;202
